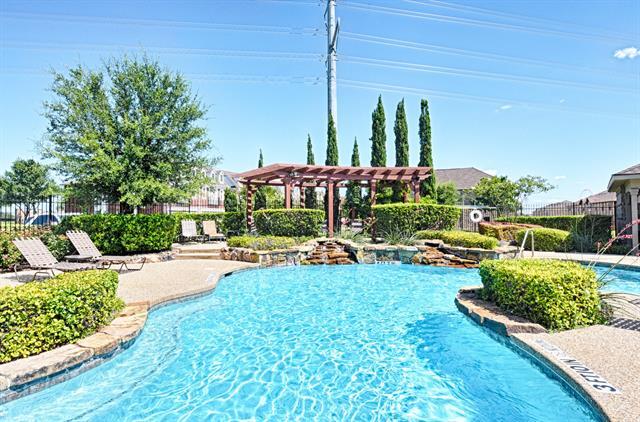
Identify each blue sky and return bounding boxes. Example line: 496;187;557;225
1;0;639;203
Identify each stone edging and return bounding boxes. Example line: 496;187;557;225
455;287;611;422
0;266;249;405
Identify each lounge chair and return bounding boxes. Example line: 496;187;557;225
202;220;226;241
12;237;96;281
65;230;146;272
180;219;205;242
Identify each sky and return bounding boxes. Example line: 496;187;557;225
0;0;639;203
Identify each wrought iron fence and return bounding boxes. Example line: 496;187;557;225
0;195;225;235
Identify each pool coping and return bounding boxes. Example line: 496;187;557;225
0;266;254;405
455;287;640;422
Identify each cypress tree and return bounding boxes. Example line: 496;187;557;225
304;134;317;209
255;149;266;209
325;114;340;229
393;99;409;202
345;138;362;219
418;99;436;198
370;95;387;167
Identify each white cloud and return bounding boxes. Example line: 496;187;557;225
559;99;566;104
497;104;512;111
482;169;497;176
614;47;639;59
554;175;567;180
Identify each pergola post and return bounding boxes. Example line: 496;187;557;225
327;181;335;237
370;180;377;241
284;179;292;209
246;183;255;231
412;177;421;203
299;183;306;209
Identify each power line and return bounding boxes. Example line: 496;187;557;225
402;0;637;41
0;12;322;36
339;79;638;119
340;1;637;43
341;55;636;94
342;31;636;80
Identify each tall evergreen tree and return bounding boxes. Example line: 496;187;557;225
370;95;387;167
325;114;340;229
304;134;318;209
418;99;436;198
392;99;409;202
345;138;362;219
255;149;266;209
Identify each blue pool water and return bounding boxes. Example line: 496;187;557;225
1;265;599;421
597;266;640;295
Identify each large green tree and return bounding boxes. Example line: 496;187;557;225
325;114;340;228
42;55;215;213
255;149;267;210
418;99;437;199
0;159;57;219
473;175;553;212
345;138;363;219
304;134;318;209
392;99;409;202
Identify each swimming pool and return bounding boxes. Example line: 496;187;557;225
1;265;599;421
597;266;640;295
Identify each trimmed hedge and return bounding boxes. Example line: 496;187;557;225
515;227;572;252
227;235;298;251
55;214;177;254
479;259;606;330
254;209;324;237
173;212;246;236
373;203;461;235
478;221;540;242
0;270;124;363
1;230;72;270
497;215;612;250
416;229;499;250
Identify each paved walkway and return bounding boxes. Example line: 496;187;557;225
117;259;257;306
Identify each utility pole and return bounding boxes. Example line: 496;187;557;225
326;0;339;130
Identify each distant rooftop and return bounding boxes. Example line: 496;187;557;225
435;167;493;190
613;163;640;176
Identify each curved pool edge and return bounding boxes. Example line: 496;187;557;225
455;287;617;422
0;265;257;405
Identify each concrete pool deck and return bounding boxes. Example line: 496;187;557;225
524;251;640;270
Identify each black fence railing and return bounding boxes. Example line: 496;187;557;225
0;196;225;235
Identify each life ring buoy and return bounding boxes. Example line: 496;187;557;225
469;209;483;223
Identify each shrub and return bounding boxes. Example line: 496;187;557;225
478;221;540;241
254;209;324;237
515;227;572;252
56;214;177;254
497;215;612;251
0;270;124;362
373;203;461;235
479;259;607;330
227;235;297;251
416;229;499;249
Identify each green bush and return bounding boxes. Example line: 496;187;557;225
478;221;540;241
227;235;297;251
56;214;177;254
479;259;606;330
515;227;572;252
254;209;324;237
173;212;246;235
497;215;612;250
416;229;499;249
0;229;72;270
373;203;461;235
0;270;124;363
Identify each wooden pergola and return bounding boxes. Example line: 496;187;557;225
235;163;432;237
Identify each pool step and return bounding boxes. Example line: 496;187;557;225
172;243;225;260
173;252;221;260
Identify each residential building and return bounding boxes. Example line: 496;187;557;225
608;163;640;249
